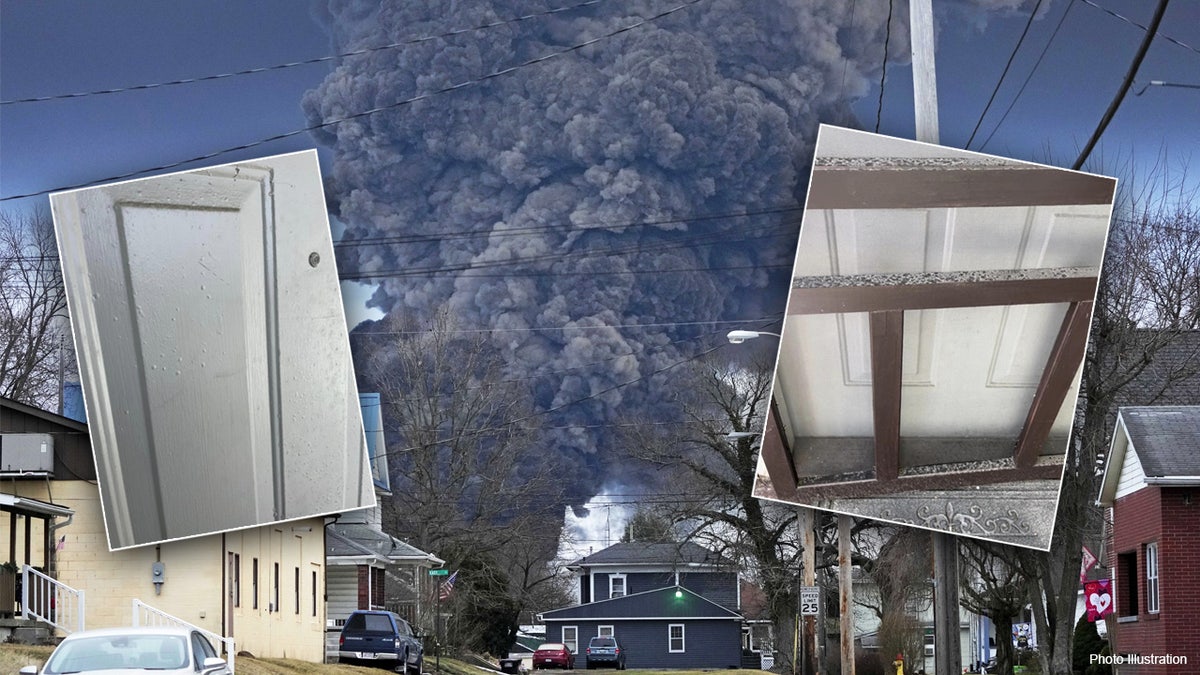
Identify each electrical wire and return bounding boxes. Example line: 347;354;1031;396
0;0;704;202
1072;0;1171;170
333;205;803;248
370;314;780;463
874;0;894;134
336;221;798;278
965;0;1045;150
352;316;782;335
0;0;611;106
1075;0;1199;57
977;0;1074;152
341;261;793;281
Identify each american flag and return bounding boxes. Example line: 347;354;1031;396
438;571;458;601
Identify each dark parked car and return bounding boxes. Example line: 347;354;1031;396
585;636;625;670
338;610;424;674
533;643;575;670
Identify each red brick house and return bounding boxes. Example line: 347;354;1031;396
1097;406;1200;673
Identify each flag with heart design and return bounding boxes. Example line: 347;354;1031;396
1085;578;1113;621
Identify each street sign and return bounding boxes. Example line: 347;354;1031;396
429;569;450;576
800;586;819;616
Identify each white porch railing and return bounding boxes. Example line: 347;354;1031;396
132;598;236;673
21;564;85;634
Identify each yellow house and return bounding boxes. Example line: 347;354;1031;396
0;396;328;662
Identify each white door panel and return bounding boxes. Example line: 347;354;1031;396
52;151;374;549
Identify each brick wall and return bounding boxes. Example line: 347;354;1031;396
1158;487;1200;672
1109;485;1200;673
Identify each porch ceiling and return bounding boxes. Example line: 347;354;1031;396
757;126;1115;512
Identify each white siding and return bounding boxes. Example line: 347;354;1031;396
327;565;361;627
1114;436;1149;500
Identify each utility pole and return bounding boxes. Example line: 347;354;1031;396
837;515;854;675
909;1;963;672
799;506;819;675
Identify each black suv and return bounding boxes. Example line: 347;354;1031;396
338;610;424;674
585;636;626;670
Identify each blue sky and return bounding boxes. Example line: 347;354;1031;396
3;1;1196;205
1;0;1197;327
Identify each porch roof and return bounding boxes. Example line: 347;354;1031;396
0;493;73;519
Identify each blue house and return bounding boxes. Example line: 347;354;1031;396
539;542;745;669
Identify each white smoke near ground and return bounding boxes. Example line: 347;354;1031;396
559;489;634;562
305;0;1034;497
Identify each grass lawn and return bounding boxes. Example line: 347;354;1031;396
0;647;773;675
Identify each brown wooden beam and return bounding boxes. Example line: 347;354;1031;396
789;270;1097;315
870;311;904;481
791;461;1065;501
759;399;799;502
807;165;1116;210
1013;301;1093;468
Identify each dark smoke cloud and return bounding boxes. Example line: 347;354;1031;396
302;0;907;492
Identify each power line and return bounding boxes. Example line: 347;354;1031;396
977;0;1073;152
340;261;793;281
874;0;894;134
965;0;1045;150
352;316;782;335
0;0;610;106
1075;0;1200;57
370;314;780;463
337;221;798;279
0;0;703;202
333;205;803;248
1073;0;1171;170
359;319;780;392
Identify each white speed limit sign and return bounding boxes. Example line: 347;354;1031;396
800;586;819;616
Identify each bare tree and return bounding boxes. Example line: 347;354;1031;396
623;354;802;670
1;207;70;409
858;527;932;672
355;307;569;650
959;541;1028;675
1026;158;1200;674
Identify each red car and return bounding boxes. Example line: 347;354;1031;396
533;643;575;670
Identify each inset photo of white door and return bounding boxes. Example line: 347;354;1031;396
51;150;375;550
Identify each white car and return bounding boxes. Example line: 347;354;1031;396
19;626;231;674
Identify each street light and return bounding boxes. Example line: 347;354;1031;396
726;330;781;344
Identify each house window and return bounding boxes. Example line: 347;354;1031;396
273;562;280;612
233;554;241;608
1146;543;1159;614
252;558;259;610
1117;551;1139;616
295;567;301;614
609;574;626;599
312;570;318;617
562;626;578;654
668;624;685;653
598;625;614;638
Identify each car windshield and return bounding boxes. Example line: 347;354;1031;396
591;638;616;647
345;613;393;632
536;644;566;651
43;634;189;673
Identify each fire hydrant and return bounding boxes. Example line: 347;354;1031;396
892;653;904;675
